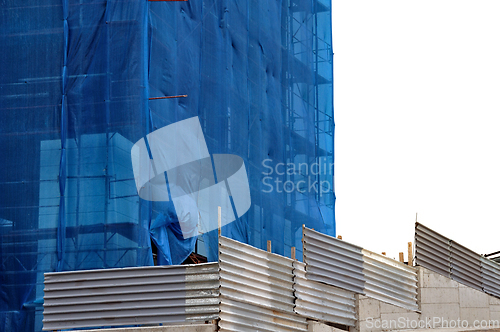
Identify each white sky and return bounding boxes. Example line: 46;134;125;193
333;1;500;261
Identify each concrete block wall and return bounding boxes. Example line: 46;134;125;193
419;266;500;329
354;266;500;331
418;267;461;327
354;295;419;332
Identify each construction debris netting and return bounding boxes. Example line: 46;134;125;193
0;0;334;330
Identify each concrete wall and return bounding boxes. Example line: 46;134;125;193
418;267;500;329
353;295;420;332
354;267;500;332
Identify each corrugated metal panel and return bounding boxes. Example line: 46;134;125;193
450;241;482;291
481;257;500;298
219;297;307;332
218;236;295;312
42;263;220;331
218;236;306;332
293;261;356;326
415;223;494;295
362;250;418;311
302;227;365;294
415;222;451;277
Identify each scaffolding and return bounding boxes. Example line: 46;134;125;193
0;1;334;331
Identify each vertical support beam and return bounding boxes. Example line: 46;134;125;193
408;242;413;267
302;224;306;260
291;247;296;260
57;0;70;272
267;240;271;253
218;206;221;236
399;252;404;263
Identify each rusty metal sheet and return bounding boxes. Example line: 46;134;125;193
42;263;220;330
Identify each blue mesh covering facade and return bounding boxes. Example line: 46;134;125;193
0;0;334;330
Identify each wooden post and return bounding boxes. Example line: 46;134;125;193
408;242;413;267
291;247;296;260
337;235;342;240
218;206;221;236
302;224;305;248
399;252;404;263
267;240;271;253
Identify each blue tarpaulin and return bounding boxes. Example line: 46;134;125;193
0;0;334;330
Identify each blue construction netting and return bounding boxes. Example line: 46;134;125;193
0;0;334;330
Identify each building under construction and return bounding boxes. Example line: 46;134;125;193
39;223;500;332
0;0;334;330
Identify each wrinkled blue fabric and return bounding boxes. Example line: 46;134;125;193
0;0;334;330
150;209;196;265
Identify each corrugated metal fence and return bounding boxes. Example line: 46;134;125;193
415;222;500;298
362;249;418;311
44;236;360;331
302;227;365;294
218;236;307;332
293;261;356;326
43;225;500;330
42;263;220;331
303;227;418;311
481;257;500;298
450;241;482;291
414;222;451;277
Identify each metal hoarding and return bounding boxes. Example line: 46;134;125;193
481;257;500;298
42;263;220;331
302;227;365;294
293;261;356;326
218;236;307;332
415;223;500;298
450;241;482;291
362;250;419;311
219;298;308;332
415;222;452;277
